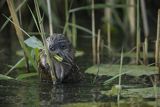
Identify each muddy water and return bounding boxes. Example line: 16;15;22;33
0;77;159;107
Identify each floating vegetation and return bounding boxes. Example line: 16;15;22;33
103;86;160;99
85;64;159;77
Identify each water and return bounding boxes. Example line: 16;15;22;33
0;76;159;107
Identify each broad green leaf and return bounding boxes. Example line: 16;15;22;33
104;87;160;98
24;36;43;49
61;101;159;107
121;87;160;98
31;48;40;69
85;64;159;77
3;16;37;71
16;72;38;80
0;74;13;80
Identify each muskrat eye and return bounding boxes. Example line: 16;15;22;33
60;45;66;49
59;42;66;50
49;45;54;51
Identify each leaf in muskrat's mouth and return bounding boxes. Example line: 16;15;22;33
53;54;63;62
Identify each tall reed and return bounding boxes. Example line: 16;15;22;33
117;49;123;105
72;12;77;48
155;9;160;71
0;0;27;31
63;0;69;34
105;0;113;54
91;0;96;64
128;0;135;47
97;29;101;64
136;0;141;64
34;0;56;81
6;0;30;72
141;0;149;65
47;0;53;35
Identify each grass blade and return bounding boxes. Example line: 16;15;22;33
69;4;135;13
0;0;27;31
16;72;38;80
68;23;92;34
0;74;13;80
5;57;25;76
28;6;40;32
3;15;31;38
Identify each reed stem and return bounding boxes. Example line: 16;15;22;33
72;12;77;48
136;0;141;64
155;9;160;70
97;29;101;65
6;0;30;72
141;0;149;65
91;0;96;64
34;0;56;82
47;0;53;36
128;0;135;47
63;0;69;34
106;0;111;52
117;48;123;105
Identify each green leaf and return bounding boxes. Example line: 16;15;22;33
24;36;43;49
104;87;160;98
85;64;159;77
16;72;38;80
0;74;13;80
62;101;159;107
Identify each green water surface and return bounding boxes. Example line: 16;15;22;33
0;76;159;107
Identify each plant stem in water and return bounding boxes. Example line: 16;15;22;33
91;0;96;64
136;0;141;64
97;29;101;65
155;9;160;71
34;0;56;82
6;0;30;72
141;0;149;65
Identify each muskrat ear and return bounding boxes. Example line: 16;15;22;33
46;37;50;42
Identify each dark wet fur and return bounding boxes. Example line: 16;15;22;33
38;34;82;83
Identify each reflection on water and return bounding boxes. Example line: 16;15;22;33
0;78;159;107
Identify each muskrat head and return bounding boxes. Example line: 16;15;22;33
46;34;74;82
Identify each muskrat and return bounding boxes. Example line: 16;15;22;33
38;34;82;83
